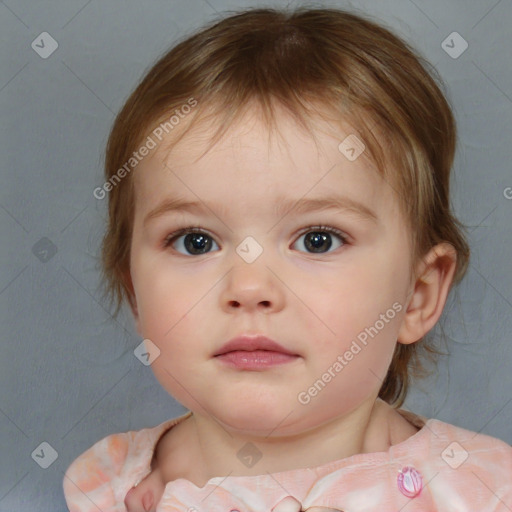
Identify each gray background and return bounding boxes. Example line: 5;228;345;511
1;0;511;510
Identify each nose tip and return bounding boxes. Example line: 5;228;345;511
221;259;285;314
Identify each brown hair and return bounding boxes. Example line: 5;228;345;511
99;7;469;408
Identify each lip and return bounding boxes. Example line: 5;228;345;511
215;350;299;370
213;334;298;357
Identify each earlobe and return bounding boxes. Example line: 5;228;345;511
397;243;457;345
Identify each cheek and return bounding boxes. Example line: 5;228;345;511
132;260;220;376
135;271;210;401
295;261;404;365
133;259;204;337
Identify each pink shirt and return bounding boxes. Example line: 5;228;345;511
62;409;512;511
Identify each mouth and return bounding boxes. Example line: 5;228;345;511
215;350;299;369
213;335;300;370
213;334;298;357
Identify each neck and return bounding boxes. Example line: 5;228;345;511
168;397;392;488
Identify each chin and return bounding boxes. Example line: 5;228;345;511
214;405;303;436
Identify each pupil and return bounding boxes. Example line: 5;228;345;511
306;232;332;253
185;233;211;254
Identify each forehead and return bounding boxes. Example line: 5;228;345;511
132;105;400;223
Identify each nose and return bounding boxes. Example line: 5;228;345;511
220;260;285;314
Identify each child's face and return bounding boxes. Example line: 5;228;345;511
128;105;416;434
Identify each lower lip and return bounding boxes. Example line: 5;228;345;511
215;350;299;369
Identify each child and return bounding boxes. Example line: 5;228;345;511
63;6;512;512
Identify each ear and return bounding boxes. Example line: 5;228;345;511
397;243;457;345
123;269;143;337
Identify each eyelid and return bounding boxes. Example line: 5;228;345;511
162;225;211;248
294;224;350;244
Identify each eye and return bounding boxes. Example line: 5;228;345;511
292;225;348;254
163;227;219;256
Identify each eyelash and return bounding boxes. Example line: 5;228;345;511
163;225;208;248
162;225;349;250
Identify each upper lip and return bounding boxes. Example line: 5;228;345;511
214;335;298;356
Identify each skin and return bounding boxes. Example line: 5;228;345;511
123;103;457;511
124;469;165;512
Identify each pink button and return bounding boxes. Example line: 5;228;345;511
397;466;423;498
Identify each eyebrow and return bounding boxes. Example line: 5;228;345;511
143;194;378;226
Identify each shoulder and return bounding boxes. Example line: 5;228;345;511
62;412;192;512
62;429;135;512
419;419;512;509
295;418;512;511
425;418;512;461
